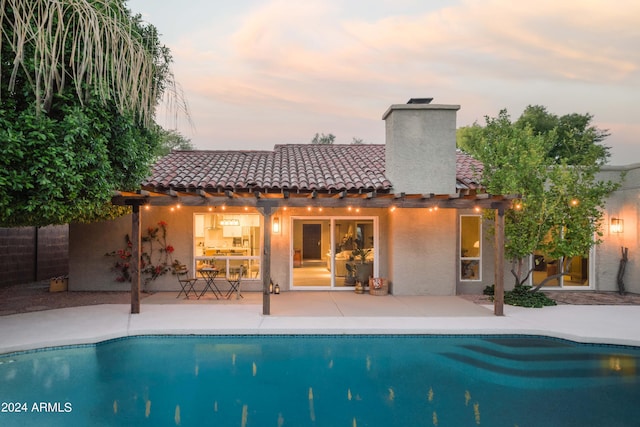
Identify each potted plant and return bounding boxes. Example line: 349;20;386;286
352;248;373;286
344;259;357;286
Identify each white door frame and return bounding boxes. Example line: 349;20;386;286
290;215;378;290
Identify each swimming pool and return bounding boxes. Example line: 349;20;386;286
1;335;639;426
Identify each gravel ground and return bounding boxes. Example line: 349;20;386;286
1;281;639;317
0;281;148;317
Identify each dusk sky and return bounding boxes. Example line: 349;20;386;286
129;0;639;165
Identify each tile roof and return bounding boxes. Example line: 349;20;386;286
456;149;483;190
143;145;482;194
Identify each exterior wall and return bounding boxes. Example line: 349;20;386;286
70;215;131;291
383;103;460;195
596;164;640;293
389;207;457;295
70;206;393;293
70;206;264;292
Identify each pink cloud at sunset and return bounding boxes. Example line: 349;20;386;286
131;0;639;164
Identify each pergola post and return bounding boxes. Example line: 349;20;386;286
494;205;505;316
131;204;141;314
261;206;273;315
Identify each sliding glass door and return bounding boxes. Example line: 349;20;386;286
291;217;376;290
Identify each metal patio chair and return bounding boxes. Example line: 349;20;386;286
174;264;198;299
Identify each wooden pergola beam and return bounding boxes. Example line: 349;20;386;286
494;205;505;316
116;189;514;316
131;205;141;314
111;191;515;210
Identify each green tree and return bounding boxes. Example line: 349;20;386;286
155;128;194;157
458;109;618;289
0;0;185;226
515;105;610;165
311;133;335;144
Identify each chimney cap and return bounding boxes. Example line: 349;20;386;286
407;98;433;104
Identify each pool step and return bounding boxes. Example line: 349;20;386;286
438;337;639;388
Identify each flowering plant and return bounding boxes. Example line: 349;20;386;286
106;220;175;288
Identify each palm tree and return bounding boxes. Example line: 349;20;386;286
0;0;187;126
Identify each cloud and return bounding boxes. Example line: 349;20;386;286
344;0;639;83
174;0;639;108
150;0;638;162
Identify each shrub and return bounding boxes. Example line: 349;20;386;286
481;284;556;308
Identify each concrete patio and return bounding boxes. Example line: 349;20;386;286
1;291;640;355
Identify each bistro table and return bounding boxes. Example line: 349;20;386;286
197;267;223;300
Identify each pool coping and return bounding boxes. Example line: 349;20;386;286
1;299;640;354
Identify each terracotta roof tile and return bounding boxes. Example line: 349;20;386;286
143;145;483;193
456;149;483;189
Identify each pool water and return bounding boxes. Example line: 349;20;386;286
1;335;639;426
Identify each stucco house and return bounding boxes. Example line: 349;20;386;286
69;99;640;313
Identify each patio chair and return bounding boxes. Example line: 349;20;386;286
174;264;198;299
226;265;246;299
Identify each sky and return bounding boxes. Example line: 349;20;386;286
128;0;639;165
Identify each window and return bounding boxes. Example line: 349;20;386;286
460;215;481;281
532;232;592;289
193;213;261;280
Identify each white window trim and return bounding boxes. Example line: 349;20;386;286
460;214;482;282
290;216;378;290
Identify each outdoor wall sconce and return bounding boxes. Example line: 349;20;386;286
274;283;280;294
272;216;280;234
611;218;624;234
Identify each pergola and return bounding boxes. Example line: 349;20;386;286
112;188;516;316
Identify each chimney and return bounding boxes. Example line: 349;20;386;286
382;99;460;195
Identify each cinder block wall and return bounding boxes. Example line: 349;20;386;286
0;227;36;286
0;225;68;286
36;225;69;281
